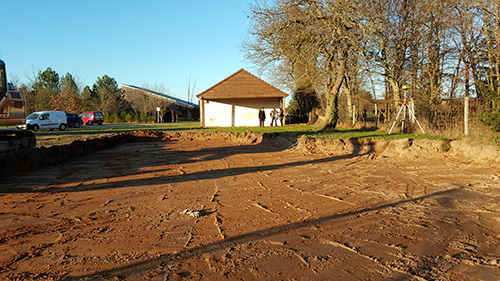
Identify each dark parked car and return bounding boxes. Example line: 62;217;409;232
66;113;84;128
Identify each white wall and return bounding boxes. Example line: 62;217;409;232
204;100;232;127
234;104;260;127
202;98;282;127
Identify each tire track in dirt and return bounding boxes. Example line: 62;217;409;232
211;181;226;240
286;183;355;206
319;238;427;280
253;202;276;214
2;132;500;280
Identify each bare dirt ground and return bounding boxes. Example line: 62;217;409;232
1;131;500;280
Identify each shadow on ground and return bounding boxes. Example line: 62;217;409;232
63;188;460;280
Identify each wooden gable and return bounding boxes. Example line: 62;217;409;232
197;69;288;100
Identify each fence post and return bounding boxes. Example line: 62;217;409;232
410;97;415;123
464;95;469;136
352;105;356;126
374;103;378;127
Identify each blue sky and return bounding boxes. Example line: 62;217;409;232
0;0;259;102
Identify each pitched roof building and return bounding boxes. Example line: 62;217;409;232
122;84;199;122
197;69;288;127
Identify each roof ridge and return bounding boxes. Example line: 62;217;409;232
242;69;286;95
196;68;287;98
122;84;198;108
196;68;246;97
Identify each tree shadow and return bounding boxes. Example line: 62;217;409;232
62;188;460;280
2;135;375;194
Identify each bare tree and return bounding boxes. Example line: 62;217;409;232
420;1;456;101
128;82;173;117
186;74;197;104
128;89;156;114
480;0;500;95
244;0;366;129
450;0;483;98
243;0;500;132
362;0;422;108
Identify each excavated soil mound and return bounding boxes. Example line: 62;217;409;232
292;136;445;158
1;130;499;179
0;131;263;179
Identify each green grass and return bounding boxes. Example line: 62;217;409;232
199;124;321;134
3;122;442;140
309;127;445;140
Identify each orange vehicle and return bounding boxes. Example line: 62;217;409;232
0;59;36;154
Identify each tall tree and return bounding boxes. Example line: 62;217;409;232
362;0;420;108
244;0;365;129
50;73;83;112
480;0;500;95
33;67;59;111
18;83;36;114
288;88;319;122
92;75;127;114
419;1;455;101
450;0;482;98
81;85;97;110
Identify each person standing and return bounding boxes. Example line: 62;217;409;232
279;108;285;126
258;107;266;127
270;108;278;127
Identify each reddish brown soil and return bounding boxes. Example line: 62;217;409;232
1;131;499;280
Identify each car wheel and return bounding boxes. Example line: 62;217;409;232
59;123;67;131
74;122;81;128
88;121;93;125
32;124;39;132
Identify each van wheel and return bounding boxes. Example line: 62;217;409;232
87;121;93;125
59;123;67;131
32;124;39;132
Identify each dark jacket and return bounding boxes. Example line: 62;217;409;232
259;109;266;121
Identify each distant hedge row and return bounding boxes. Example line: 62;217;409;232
104;111;155;123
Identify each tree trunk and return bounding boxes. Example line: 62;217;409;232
464;95;469;136
342;84;353;123
318;53;347;131
388;78;401;109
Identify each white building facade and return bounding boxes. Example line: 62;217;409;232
197;69;288;127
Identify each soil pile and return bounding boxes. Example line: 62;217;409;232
1;130;499;179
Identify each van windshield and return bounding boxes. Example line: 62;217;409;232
27;113;40;120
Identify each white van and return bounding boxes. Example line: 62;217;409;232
18;111;68;132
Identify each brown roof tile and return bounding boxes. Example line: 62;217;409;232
196;69;288;99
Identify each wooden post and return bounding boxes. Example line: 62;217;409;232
352;105;356;126
410;97;415;123
374;103;378;127
231;104;236;127
386;102;389;123
199;98;205;127
464;95;469;136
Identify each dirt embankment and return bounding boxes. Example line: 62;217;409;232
1;130;499;180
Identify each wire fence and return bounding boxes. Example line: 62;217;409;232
336;94;491;137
